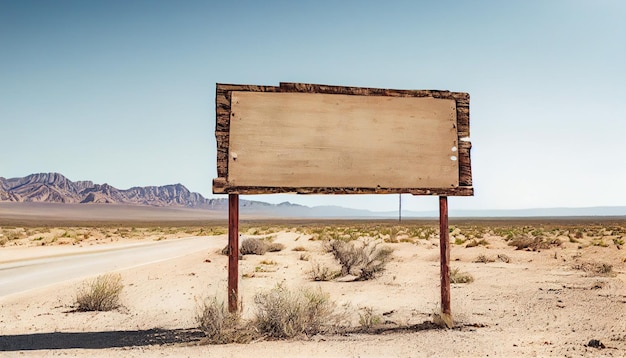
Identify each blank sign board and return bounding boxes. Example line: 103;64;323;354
229;91;458;188
213;82;472;196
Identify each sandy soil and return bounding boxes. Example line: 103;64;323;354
1;226;625;357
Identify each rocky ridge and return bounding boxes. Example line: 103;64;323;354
0;173;227;209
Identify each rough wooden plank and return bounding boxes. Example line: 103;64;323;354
451;92;470;107
280;82;463;101
217;83;280;92
228;91;459;189
457;106;470;138
212;181;473;196
458;140;472;186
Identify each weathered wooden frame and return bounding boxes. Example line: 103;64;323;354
214;82;472;196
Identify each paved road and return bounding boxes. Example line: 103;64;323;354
0;236;224;298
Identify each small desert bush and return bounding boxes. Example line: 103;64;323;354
292;246;306;251
267;242;285;252
465;239;489;248
449;268;474;284
474;254;495;263
508;236;560;251
453;237;466;245
572;261;614;276
196;296;254;344
591;239;609;247
358;306;382;328
309;262;340;281
240;238;268;255
75;273;123;311
253;284;335;338
4;230;23;242
497;253;511;263
329;239;393;280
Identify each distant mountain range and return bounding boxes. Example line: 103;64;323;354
1;173;625;218
0;172;223;208
0;172;361;217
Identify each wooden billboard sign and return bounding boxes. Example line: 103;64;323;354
213;82;472;326
213;82;472;196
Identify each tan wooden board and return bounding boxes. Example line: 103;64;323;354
227;91;459;189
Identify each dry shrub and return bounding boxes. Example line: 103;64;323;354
196;297;255;344
465;239;489;248
75;273;123;311
2;230;23;244
497;253;511;263
573;261;614;276
240;238;268;255
253;284;335;338
449;267;474;284
508;236;561;251
267;242;285;252
329;240;393;280
309;262;340;281
358;306;382;328
292;246;306;251
473;254;495;263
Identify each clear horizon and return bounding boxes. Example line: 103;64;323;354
2;1;625;212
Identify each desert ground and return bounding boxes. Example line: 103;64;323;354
1;216;625;357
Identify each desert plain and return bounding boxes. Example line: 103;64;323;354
0;209;625;357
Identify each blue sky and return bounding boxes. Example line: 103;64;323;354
1;0;625;212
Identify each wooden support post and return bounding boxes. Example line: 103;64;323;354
438;196;452;328
228;194;239;313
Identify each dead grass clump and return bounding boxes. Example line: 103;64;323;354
449;268;474;284
267;242;285;252
75;273;123;311
508;237;534;250
292;246;306;251
497;253;511;263
3;230;23;243
329;240;393;280
240;238;268;255
309;262;340;281
573;262;614;276
508;236;560;251
358;306;382;328
473;254;495;263
465;239;489;248
196;297;254;344
253;284;335;338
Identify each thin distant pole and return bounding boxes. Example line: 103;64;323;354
399;193;402;222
